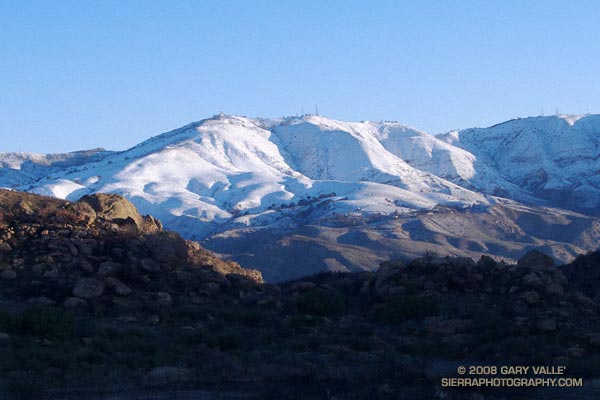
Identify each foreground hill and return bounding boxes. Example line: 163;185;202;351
3;114;600;279
0;189;262;316
1;191;600;399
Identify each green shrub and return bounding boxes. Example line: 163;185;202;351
297;288;347;316
5;370;48;398
569;354;600;378
208;331;245;351
372;295;438;324
471;309;508;342
234;308;271;327
17;306;74;340
0;309;16;332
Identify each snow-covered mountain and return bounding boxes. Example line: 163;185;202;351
0;148;112;191
3;113;600;280
438;114;600;210
3;115;489;235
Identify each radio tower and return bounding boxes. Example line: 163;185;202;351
315;104;319;116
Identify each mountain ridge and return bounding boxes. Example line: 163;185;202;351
2;113;600;280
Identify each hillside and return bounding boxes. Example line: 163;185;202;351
0;189;262;315
439;114;600;210
3;114;600;279
1;191;600;399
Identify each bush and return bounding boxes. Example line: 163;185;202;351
5;370;48;398
297;288;347;316
0;309;16;332
371;295;438;324
234;308;272;327
569;354;600;378
17;306;74;340
471;309;508;342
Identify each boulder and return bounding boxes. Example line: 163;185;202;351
140;258;160;273
143;366;191;386
589;333;600;347
156;291;173;308
545;283;565;297
425;318;470;336
376;260;404;289
64;297;88;309
0;242;12;253
65;202;97;225
518;250;555;268
290;281;317;293
141;215;162;234
42;266;60;279
145;231;189;265
519;290;541;305
73;259;95;274
104;277;132;296
0;269;17;280
79;193;144;231
522;273;543;288
97;261;120;276
537;319;557;332
73;278;104;299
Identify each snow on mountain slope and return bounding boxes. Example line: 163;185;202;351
0;148;112;188
438;114;600;210
5;112;600;244
270;116;485;203
5;115;489;237
4;113;600;280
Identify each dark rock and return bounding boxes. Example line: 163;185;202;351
588;333;600;347
290;281;317;293
0;269;16;280
537;319;557;332
73;278;104;299
155;291;173;308
140;258;160;273
425;318;470;336
519;290;541;305
27;297;56;306
376;260;404;289
64;297;88;309
97;261;120;276
104;277;132;296
518;250;555;268
145;231;189;265
74;259;95;274
143;367;191;386
522;273;543;288
545;283;565;297
79;193;144;230
478;255;498;269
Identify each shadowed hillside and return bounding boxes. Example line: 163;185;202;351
1;190;600;399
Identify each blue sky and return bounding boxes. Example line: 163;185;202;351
2;0;600;153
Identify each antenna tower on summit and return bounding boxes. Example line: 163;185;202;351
315;104;319;116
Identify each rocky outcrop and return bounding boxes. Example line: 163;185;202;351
0;189;263;321
79;193;161;233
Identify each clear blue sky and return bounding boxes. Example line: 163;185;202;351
2;0;600;153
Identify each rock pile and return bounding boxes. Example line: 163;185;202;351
0;190;262;322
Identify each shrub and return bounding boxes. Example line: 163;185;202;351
0;309;16;332
471;309;508;342
297;288;347;316
17;306;74;340
234;308;271;327
569;354;600;378
371;295;438;324
5;370;48;398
